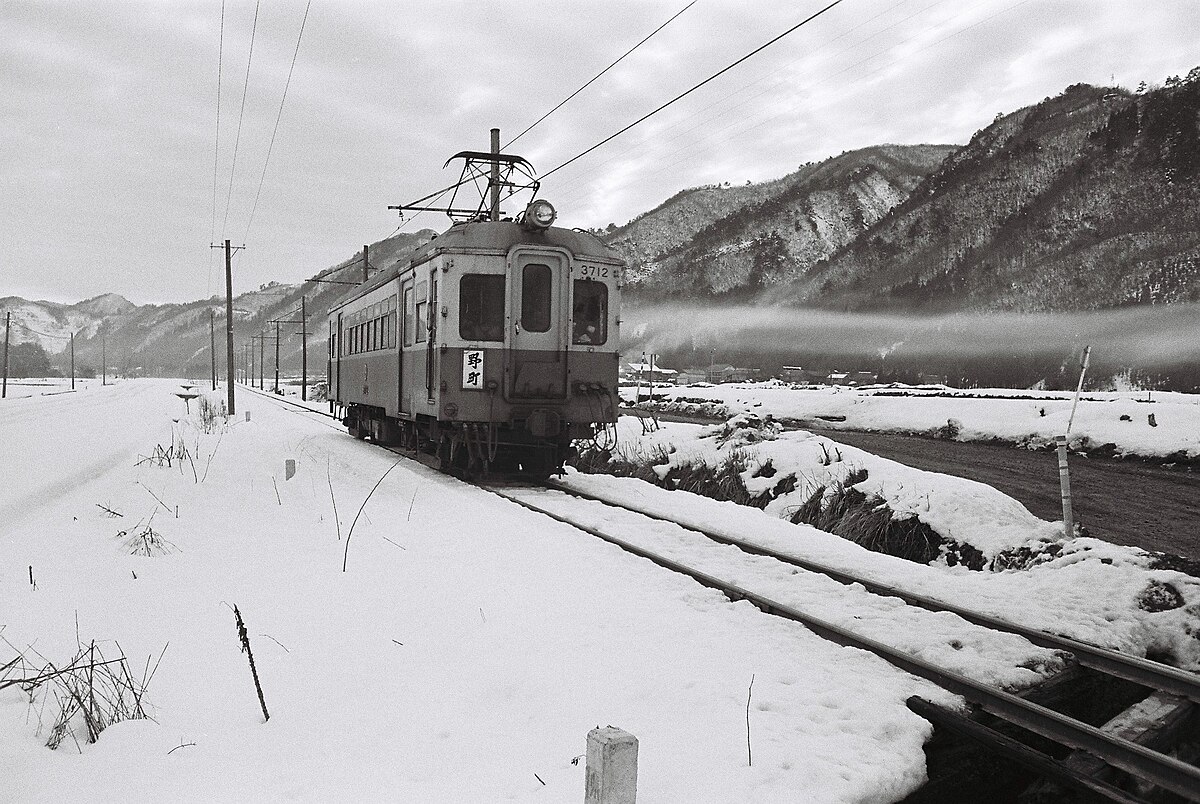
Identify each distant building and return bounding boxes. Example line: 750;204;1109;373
677;364;762;384
828;370;878;387
623;361;677;383
780;366;824;384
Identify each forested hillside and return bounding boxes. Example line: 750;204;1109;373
608;145;955;298
781;76;1200;311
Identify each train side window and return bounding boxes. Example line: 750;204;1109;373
521;263;552;333
572;280;608;345
459;274;506;341
404;288;414;345
415;301;427;343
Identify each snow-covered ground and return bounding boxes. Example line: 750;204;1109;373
3;379;1198;802
624;381;1200;462
0;377;104;401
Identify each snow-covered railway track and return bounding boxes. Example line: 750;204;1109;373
543;481;1200;704
242;385;1200;800
483;483;1200;803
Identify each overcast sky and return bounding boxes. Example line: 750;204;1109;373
3;0;1196;305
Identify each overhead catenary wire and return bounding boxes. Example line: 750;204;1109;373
554;0;936;193
502;0;699;150
10;319;72;340
221;0;262;237
208;0;226;298
243;0;313;243
554;0;1028;214
539;0;847;182
393;1;695;235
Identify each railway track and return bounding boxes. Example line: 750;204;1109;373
244;386;1200;801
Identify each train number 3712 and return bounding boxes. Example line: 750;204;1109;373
579;265;617;279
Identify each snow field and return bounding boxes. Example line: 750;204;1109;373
3;379;963;802
628;381;1200;462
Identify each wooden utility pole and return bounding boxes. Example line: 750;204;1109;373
70;332;75;390
363;245;369;283
489;128;500;220
274;319;281;393
2;311;9;399
210;239;244;415
210;310;217;390
258;330;265;389
301;296;307;400
102;333;106;386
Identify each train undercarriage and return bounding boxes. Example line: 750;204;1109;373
342;403;584;479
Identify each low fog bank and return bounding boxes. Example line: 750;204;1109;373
624;303;1200;391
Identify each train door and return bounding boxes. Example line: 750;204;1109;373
334;312;343;411
425;267;437;402
400;279;413;415
506;249;568;400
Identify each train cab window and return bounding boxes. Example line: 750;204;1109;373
521;263;552;333
572;280;608;345
415;301;427;343
459;274;506;341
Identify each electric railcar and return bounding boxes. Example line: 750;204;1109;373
327;198;622;477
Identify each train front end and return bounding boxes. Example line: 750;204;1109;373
431;200;622;475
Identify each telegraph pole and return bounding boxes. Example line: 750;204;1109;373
2;311;10;399
210;239;244;415
258;330;265;389
274;319;281;393
102;333;106;386
363;245;369;282
70;332;75;390
301;296;307;400
210;310;217;390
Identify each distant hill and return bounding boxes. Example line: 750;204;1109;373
606;145;956;298
0;230;434;379
606;74;1200;314
778;79;1200;311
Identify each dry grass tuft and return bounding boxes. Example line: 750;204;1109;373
1;637;165;750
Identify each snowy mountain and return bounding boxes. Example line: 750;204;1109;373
605;144;955;298
0;230;434;377
606;75;1200;313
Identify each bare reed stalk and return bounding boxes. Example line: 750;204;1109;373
342;459;403;572
137;482;173;515
233;606;269;722
326;460;342;540
272;477;281;506
746;673;755;767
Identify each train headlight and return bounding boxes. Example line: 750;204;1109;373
522;199;557;230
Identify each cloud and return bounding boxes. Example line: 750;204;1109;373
1;0;1196;303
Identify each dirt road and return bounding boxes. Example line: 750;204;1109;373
815;429;1200;561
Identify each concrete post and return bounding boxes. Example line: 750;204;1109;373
585;726;637;804
1056;435;1073;537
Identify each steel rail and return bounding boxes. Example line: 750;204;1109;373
240;392;1200;797
239;392;1199;701
485;486;1200;801
544;480;1200;704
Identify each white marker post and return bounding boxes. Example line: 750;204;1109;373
585;726;638;804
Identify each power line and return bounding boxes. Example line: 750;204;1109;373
244;0;313;242
503;0;698;150
207;0;226;298
221;0;262;236
11;319;72;340
540;0;847;182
